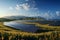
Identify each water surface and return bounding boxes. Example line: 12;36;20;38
4;21;39;32
4;20;53;33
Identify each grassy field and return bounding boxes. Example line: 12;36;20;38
21;22;60;31
0;22;60;40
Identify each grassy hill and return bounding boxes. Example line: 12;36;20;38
0;18;60;40
0;18;13;22
4;16;46;20
0;22;60;40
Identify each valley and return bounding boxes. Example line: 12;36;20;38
0;17;60;40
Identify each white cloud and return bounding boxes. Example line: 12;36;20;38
9;1;37;11
15;3;30;11
9;0;37;11
44;13;49;17
9;7;13;10
22;3;30;10
43;12;50;20
56;11;60;16
15;4;20;10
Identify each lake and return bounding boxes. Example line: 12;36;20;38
4;21;40;32
4;20;52;33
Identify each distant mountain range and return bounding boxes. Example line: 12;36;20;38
1;16;60;26
3;16;46;21
3;16;60;21
4;16;26;19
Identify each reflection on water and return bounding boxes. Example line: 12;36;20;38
4;21;53;33
4;21;39;32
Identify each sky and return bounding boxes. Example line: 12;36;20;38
0;0;60;19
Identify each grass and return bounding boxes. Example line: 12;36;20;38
0;22;60;40
36;23;60;31
21;22;60;31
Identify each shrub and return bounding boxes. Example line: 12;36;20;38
3;33;10;40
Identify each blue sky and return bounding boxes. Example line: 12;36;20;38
0;0;60;19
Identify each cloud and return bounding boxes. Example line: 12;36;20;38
44;13;49;17
15;5;20;10
56;11;60;16
9;7;13;10
42;11;51;20
22;3;30;10
15;3;30;11
9;0;37;11
9;1;37;11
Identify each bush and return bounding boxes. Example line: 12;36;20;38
3;33;10;40
0;33;2;40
